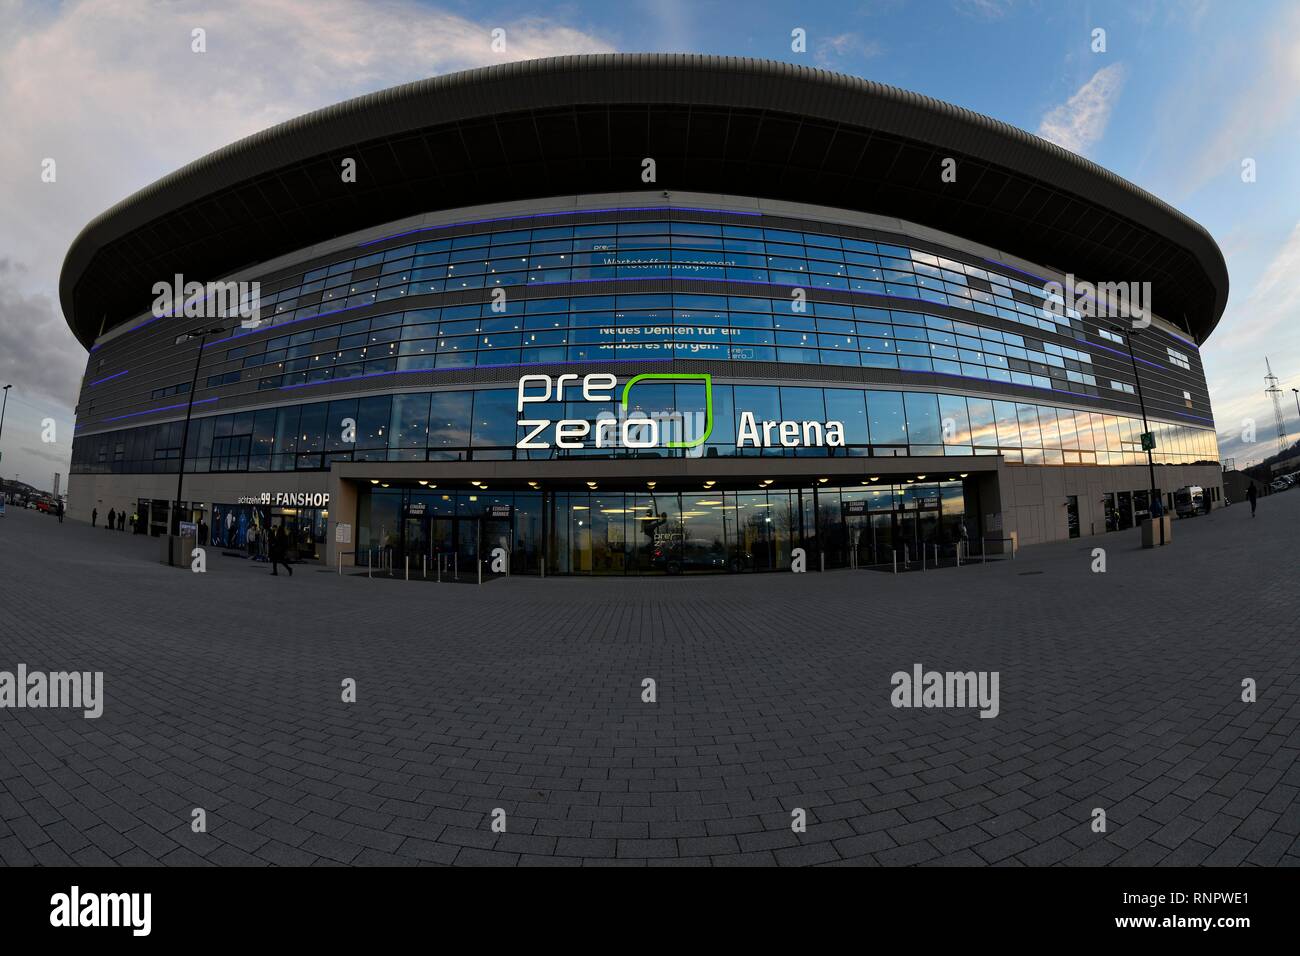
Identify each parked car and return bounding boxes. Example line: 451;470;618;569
1269;478;1291;493
652;538;752;574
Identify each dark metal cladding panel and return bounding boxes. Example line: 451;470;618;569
60;54;1228;349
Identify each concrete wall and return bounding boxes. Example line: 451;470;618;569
995;462;1223;548
65;472;330;526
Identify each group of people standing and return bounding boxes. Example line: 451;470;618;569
91;507;133;532
87;505;294;575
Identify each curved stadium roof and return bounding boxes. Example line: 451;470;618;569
60;53;1229;350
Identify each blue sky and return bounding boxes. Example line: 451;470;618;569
1;0;1297;489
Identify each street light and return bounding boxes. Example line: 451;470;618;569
168;325;226;564
1292;388;1299;424
1110;324;1163;543
0;384;11;456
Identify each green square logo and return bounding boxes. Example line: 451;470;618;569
620;373;713;449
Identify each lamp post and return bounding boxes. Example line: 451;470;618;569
168;325;225;564
1110;324;1162;543
1292;388;1299;424
0;384;11;453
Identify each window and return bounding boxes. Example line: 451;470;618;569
1098;328;1124;345
151;381;192;400
1110;380;1135;395
1167;348;1191;370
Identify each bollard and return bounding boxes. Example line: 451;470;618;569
454;553;458;581
922;545;926;571
405;554;409;581
819;552;824;573
541;557;545;579
368;549;372;578
423;554;427;579
478;558;482;586
893;551;897;575
437;554;442;583
904;544;909;569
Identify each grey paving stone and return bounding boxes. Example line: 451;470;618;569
1;497;1297;866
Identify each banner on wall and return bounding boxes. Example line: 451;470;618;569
209;502;267;549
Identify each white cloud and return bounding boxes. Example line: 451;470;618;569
814;32;884;69
1036;63;1126;157
1178;8;1300;194
0;0;614;487
1200;219;1300;462
951;0;1015;20
1222;220;1300;347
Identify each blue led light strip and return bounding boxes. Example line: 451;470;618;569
1088;340;1165;371
99;397;217;424
87;369;129;387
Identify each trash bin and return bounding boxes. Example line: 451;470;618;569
1141;515;1172;548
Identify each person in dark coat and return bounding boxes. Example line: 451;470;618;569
1247;482;1258;518
270;526;293;576
107;508;115;530
91;507;98;527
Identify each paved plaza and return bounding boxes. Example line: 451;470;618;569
0;492;1298;867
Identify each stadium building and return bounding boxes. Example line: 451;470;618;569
61;54;1227;574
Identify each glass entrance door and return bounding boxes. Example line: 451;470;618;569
896;511;919;566
869;512;894;567
430;517;456;577
483;518;510;574
405;516;429;571
456;518;479;578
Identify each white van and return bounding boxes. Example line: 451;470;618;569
1174;486;1204;518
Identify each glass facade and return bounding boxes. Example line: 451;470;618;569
70;382;1219;475
184;293;1112;394
87;212;1210;428
356;480;971;576
71;201;1222;563
167;220;1108;344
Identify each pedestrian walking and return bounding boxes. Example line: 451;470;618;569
1247;482;1258;518
118;511;125;530
56;501;64;524
91;507;97;527
269;526;293;576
